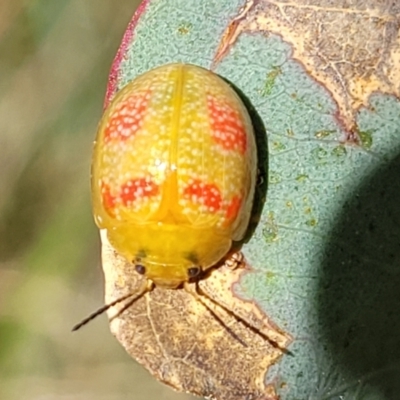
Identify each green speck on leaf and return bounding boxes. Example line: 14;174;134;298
262;213;278;243
358;130;373;149
296;174;308;182
306;218;318;227
311;146;328;164
272;141;286;151
332;145;347;157
260;66;281;96
315;130;334;139
266;271;275;280
177;22;193;35
286;201;293;208
269;171;282;184
304;207;312;215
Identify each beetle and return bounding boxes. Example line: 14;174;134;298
73;63;258;332
92;63;257;289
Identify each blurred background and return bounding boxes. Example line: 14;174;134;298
0;1;194;399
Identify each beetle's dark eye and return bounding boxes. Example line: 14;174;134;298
135;264;146;275
187;266;200;278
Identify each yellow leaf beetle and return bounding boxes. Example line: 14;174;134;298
92;63;257;289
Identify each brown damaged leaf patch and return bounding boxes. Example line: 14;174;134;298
214;0;400;136
101;231;292;400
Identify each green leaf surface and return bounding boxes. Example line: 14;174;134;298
112;1;400;399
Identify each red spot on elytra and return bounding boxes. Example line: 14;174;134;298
104;91;150;142
120;178;159;206
225;195;242;221
184;179;222;212
207;95;247;154
101;182;116;216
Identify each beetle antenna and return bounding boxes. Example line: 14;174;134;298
109;281;154;322
185;281;289;353
72;280;153;332
184;282;248;347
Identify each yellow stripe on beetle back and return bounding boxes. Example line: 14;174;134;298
92;63;257;287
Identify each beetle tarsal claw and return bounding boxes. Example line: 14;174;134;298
224;251;244;270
